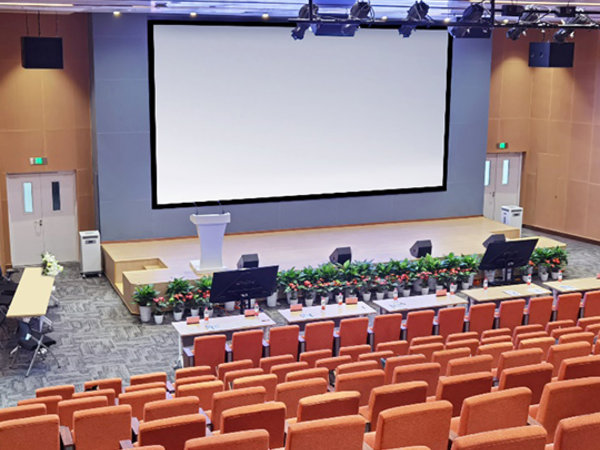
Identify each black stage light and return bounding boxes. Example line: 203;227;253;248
449;3;490;38
398;0;429;38
291;3;319;40
554;11;594;43
350;1;372;19
506;7;541;41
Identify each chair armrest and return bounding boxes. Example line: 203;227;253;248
528;416;543;427
120;440;134;449
183;346;194;366
449;429;459;441
166;381;175;393
131;417;139;437
59;425;74;450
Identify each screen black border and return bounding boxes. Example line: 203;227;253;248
148;19;453;209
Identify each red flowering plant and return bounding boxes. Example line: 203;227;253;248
285;282;300;299
372;276;388;293
357;275;374;294
417;271;432;283
193;277;212;309
166;278;192;312
152;296;170;316
327;279;344;295
314;280;331;297
344;278;359;296
396;273;411;290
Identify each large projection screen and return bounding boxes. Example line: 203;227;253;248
150;23;451;208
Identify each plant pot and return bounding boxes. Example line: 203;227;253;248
376;292;385;300
286;291;299;304
153;314;164;325
362;292;372;302
139;305;152;323
421;287;430;295
551;271;560;280
304;295;316;307
225;301;235;312
173;310;184;322
484;270;496;283
461;282;470;290
403;289;411;297
190;308;200;317
266;292;278;308
540;272;549;282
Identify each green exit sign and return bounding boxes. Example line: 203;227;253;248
496;142;509;150
29;157;47;165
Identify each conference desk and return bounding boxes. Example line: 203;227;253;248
461;283;551;306
544;277;600;299
373;294;468;315
278;302;377;329
6;267;54;318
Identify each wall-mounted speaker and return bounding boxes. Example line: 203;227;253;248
21;37;63;69
330;247;352;265
237;253;259;269
482;234;506;248
410;240;432;258
529;42;574;68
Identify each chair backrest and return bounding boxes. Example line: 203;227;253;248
335;369;385;406
259;355;295;373
372;313;403;348
73;405;132;450
336;360;379;376
456;387;531;436
183;429;269;450
373;400;452;450
578;316;600;329
518;336;555;355
435;371;494;416
0;415;60;450
467;303;495;336
17;395;62;415
446;355;493;376
175;375;217;389
339;344;371;362
375;340;409;356
57;396;108;429
583;290;600;318
339;317;369;347
556;293;582;322
498;299;526;331
232;374;278;401
450;425;547;450
552;411;600;450
304;321;335;351
285;414;366;450
83;378;122;396
0;404;47;423
221;402;286;448
210;386;267;431
72;389;116;406
546;320;576;335
432;347;471;374
392;362;441;397
366;381;428;431
268;325;300;359
175;366;213;381
384;354;427;384
194;334;227;370
117;387;166;419
558;332;595;346
271;362;309;383
498;363;553;404
232;330;264;366
437;307;466;339
130;372;167;386
314;355;352;372
496;348;544;379
405;310;435;342
446;338;480;356
536;376;600;443
446;332;478;343
481;328;512;339
513;323;544;338
480;335;512;346
477;342;514;369
36;385;75;400
297;391;360;422
217;359;254;381
286;367;328;383
125;382;166;393
551;326;584;340
527;296;554;327
546;342;592;377
299;349;332;368
137;413;206;448
143;396;200;422
409;342;444;360
275;378;328;419
224;368;264;390
176;380;224;410
411;335;444;346
514;331;548;348
358;350;393;367
558;355;600;381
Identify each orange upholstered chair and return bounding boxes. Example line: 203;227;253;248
232;374;278;401
496;348;544;380
552;411;600;450
267;325;300;359
466;304;495;337
450;387;531;437
72;404;131;450
498;363;553;404
411;335;444;346
339;344;371;362
555;293;582;322
546;320;576;335
435;372;494;416
72;389;117;406
174;375;216;390
557;355;600;381
513;323;544;338
446;332;478;343
143;396;200;423
363;400;452;450
118;387;166;419
404;310;435;343
371;313;403;348
193;335;227;370
224;368;264;390
446;355;493;376
130;372;167;386
57;396;108;429
582;291;600;318
125;382;166;393
514;331;548;348
445;339;479;355
337;360;379;376
217;360;253;381
587;323;600;336
578;316;600;329
358;350;394;368
271;361;309;383
183;429;269;450
275;378;328;419
432;348;471;374
392;362;441;396
338;317;369;348
335;369;385;406
436;307;466;339
221;402;285;448
209;386;266;431
83;377;122;396
0;415;60;450
450;425;547;450
35;384;74;400
175;366;213;381
176;380;224;410
286;367;328;383
551;326;584;340
375;340;409;355
480;335;512;345
546;342;592;377
360;381;428;431
315;355;352;372
137;413;206;448
477;342;514;369
231;330;264;366
558;332;595;346
259;354;295;373
286;415;366;450
0;404;47;423
527;297;554;328
303;321;335;352
384;354;426;384
296;391;360;422
299;349;332;368
498;299;526;331
17;395;61;415
481;328;512;339
518;336;555;356
409;342;444;360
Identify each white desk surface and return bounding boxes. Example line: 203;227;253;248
7;267;54;318
544;277;600;294
172;312;276;338
461;283;551;303
278;302;376;324
373;294;468;314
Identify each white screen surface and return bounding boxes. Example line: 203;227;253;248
151;25;450;206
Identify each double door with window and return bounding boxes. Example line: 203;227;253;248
483;153;522;222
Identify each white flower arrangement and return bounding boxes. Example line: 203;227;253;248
41;252;64;277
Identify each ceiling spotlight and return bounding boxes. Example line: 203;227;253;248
262;13;269;20
449;3;489;38
349;1;372;20
554;10;594;43
189;12;197;17
113;11;121;17
506;6;540;41
502;19;508;25
291;3;319;40
398;1;430;38
381;15;388;22
443;17;451;23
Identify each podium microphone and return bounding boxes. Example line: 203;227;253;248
217;200;225;215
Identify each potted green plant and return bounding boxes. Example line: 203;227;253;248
278;268;300;305
315;281;330;305
166;278;192;321
132;284;159;323
532;248;553;281
417;271;432;295
152;296;169;324
300;280;316;306
549;247;568;279
459;254;480;286
193;277;212;316
372;276;388;300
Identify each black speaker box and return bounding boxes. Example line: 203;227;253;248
483;234;506;248
237;253;259;269
330;247;352;265
529;42;574;68
410;240;432;258
21;37;63;69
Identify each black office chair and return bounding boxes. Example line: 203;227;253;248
9;319;60;377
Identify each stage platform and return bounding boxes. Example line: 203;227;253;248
101;216;565;314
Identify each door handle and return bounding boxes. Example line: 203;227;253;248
39;219;43;226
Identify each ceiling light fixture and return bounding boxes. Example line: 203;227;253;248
398;1;430;38
554;10;595;42
506;6;541;40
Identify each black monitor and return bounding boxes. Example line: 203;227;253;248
209;265;278;305
479;238;538;283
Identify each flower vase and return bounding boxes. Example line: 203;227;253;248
173;310;184;322
403;288;411;297
153;314;164;325
139;305;152;323
224;301;235;312
421;287;430;295
362;292;372;302
190;308;200;317
266;292;278;308
376;292;385;300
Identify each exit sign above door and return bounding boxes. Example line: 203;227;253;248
29;157;47;165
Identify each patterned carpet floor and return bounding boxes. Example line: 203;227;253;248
0;226;598;407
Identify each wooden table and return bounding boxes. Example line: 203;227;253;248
544;277;600;300
6;268;54;318
461;283;551;306
278;302;376;329
173;312;276;367
373;294;468;315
